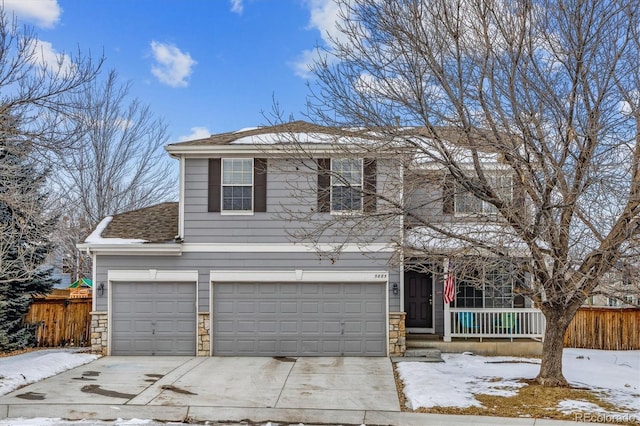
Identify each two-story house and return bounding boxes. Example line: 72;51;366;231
79;121;544;357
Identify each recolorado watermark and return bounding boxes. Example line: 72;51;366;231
575;412;639;423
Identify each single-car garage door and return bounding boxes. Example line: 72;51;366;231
213;282;386;356
111;282;196;355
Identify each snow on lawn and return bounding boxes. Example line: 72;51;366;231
397;348;640;419
0;349;99;396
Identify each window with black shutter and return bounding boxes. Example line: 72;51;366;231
317;157;377;213
208;158;267;213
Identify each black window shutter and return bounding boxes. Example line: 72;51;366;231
363;158;377;212
443;174;455;214
208;158;221;212
254;158;267;212
317;158;331;212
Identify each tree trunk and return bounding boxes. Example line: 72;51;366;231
536;313;571;387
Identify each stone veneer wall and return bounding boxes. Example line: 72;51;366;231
389;311;406;356
90;311;108;355
198;312;210;356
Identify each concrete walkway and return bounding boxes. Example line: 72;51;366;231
0;356;589;425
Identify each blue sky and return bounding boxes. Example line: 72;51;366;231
6;0;340;142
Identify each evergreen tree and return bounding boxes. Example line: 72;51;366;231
0;139;58;352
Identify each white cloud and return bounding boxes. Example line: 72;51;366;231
230;0;244;14
292;49;318;79
293;0;345;79
29;39;73;73
150;41;197;88
306;0;344;45
3;0;61;28
178;126;211;142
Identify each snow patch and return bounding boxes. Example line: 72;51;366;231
0;349;99;396
398;349;640;419
84;216;147;244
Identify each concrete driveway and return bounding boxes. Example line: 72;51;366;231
0;356;401;424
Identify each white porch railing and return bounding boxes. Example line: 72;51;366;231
444;307;546;342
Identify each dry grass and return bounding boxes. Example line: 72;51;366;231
393;364;640;425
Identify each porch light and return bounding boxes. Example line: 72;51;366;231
392;283;399;295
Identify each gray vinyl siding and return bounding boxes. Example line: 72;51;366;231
404;170;449;225
94;251;400;313
183;158;402;245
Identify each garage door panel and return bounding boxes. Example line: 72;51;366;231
237;301;256;313
111;281;196;356
259;301;277;313
366;321;385;333
366;301;385;313
259;283;278;295
177;301;195;314
344;321;362;333
237;284;257;294
301;340;319;352
114;301;132;314
344;302;363;314
213;282;385;356
280;302;298;313
236;340;256;352
302;302;319;313
257;340;277;352
280;321;299;333
216;301;235;313
259;321;277;333
301;321;319;333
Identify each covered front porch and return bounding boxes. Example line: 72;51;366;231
402;259;545;354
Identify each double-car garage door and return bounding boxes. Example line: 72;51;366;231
213;282;386;356
110;280;386;356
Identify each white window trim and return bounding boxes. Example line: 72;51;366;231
330;158;364;214
221;158;254;214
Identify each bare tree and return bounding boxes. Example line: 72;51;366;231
51;70;176;279
55;70;175;223
0;6;101;289
279;0;640;386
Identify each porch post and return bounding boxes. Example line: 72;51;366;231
443;257;452;342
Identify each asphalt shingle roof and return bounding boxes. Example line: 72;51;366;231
100;202;178;243
167;120;359;146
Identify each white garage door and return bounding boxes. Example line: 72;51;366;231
213;282;386;356
111;282;196;355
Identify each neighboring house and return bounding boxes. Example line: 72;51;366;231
78;121;544;357
586;268;639;307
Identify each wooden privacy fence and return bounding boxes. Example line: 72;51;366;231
24;294;92;347
564;307;640;350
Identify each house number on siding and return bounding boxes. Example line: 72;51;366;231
374;273;387;279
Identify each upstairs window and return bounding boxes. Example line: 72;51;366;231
331;158;363;212
454;176;513;215
208;158;267;213
317;158;376;213
222;158;253;212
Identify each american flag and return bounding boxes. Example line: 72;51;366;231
444;260;455;304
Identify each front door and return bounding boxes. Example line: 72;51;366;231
404;271;433;331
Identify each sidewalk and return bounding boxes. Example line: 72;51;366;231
0;403;591;425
